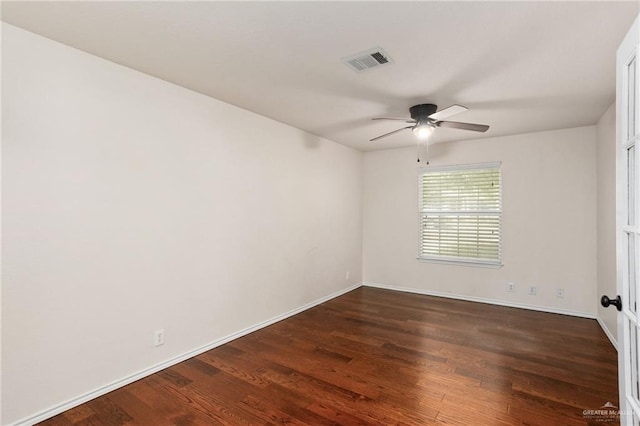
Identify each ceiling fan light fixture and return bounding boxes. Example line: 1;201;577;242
413;123;435;140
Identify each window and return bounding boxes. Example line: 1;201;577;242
418;162;502;266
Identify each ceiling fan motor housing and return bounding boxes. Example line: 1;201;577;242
409;104;438;121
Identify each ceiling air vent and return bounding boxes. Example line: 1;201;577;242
342;47;393;72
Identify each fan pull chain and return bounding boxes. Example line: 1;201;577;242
416;140;430;164
425;139;430;165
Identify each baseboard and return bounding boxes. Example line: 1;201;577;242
10;283;362;426
364;282;596;319
596;316;618;351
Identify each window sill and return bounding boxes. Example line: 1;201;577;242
416;257;503;269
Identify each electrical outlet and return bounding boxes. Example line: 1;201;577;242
556;289;565;298
507;282;515;292
528;286;537;295
154;329;165;347
346;271;350;281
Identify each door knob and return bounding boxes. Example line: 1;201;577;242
601;295;622;311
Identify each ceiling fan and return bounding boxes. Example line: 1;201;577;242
370;104;490;141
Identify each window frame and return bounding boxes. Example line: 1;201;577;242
417;161;503;268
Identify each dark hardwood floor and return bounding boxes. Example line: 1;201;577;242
39;287;618;425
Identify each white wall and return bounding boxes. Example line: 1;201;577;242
597;103;617;345
1;23;363;425
363;126;598;316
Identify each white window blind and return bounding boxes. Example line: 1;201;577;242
418;163;502;266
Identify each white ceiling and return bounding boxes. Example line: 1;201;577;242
2;1;638;151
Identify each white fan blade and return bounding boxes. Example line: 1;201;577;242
372;117;417;123
370;126;413;141
436;121;489;132
428;104;468;121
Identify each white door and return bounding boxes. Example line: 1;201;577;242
611;14;640;426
